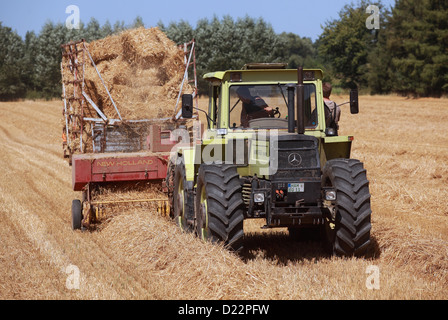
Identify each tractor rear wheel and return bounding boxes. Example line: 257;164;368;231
71;199;82;230
322;159;372;256
195;164;244;252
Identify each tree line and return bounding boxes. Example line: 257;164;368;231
0;17;143;100
0;0;446;101
317;0;448;96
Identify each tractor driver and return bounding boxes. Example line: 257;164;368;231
323;82;341;132
236;86;274;127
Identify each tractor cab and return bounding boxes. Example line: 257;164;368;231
202;65;325;132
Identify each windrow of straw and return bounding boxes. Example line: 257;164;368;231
88;181;169;230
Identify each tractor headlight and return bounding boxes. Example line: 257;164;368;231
254;193;265;203
324;189;337;201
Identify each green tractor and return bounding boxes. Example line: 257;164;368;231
167;64;371;257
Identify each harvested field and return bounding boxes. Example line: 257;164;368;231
0;96;447;300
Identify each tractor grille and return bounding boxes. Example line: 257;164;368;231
272;134;321;179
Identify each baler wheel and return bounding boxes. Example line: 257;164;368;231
173;161;194;232
71;199;83;230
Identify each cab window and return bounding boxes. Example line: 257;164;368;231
228;84;318;129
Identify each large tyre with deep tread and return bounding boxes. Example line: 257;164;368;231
322;159;371;256
195;164;244;252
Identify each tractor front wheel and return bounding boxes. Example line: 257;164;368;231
195;164;244;252
322;159;372;256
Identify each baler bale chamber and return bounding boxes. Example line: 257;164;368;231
60;30;199;230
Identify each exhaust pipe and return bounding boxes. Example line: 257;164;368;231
296;67;305;134
287;84;295;133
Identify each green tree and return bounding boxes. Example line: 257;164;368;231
367;8;393;95
158;19;194;44
161;15;282;94
84;18;103;42
22;30;39;95
132;16;145;29
101;20;113;38
33;21;84;98
113;20;126;34
383;0;448;96
33;22;62;97
237;15;281;66
317;0;384;89
277;32;318;69
0;22;26;100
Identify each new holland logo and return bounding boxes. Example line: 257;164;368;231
288;153;302;167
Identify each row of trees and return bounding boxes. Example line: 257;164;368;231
158;15;318;92
0;0;447;100
318;0;448;96
0;17;144;100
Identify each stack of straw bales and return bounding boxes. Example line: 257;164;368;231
65;27;191;121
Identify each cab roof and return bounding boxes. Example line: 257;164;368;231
203;67;323;83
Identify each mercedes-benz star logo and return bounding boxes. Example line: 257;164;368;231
288;153;302;167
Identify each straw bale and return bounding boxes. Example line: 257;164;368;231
88;35;121;63
63;27;192;122
61;27;193;154
83;27;190;120
87;181;168;230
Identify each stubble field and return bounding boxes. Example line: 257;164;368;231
0;95;447;300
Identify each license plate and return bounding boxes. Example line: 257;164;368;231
288;183;304;193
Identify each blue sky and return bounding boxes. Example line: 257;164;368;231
0;0;396;41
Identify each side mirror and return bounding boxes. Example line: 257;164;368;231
350;89;359;114
181;94;193;119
